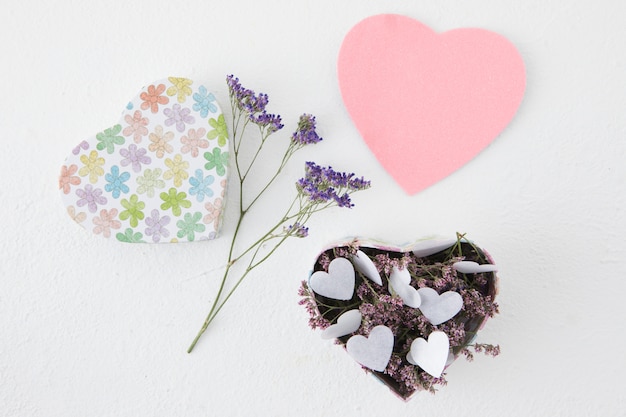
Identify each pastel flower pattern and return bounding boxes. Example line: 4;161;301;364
104;165;130;198
123;110;149;143
76;184;107;213
207;114;228;147
96;124;125;154
119;194;145;227
140;84;169;113
60;77;228;243
204;148;229;176
144;209;170;243
160;188;191;216
92;208;121;238
164;104;195;133
164;154;189;187
192;86;217;117
120;144;151;172
148;125;174;158
167;77;193;103
176;212;205;242
79;150;105;184
203;198;222;231
189;169;214;202
181;128;209;157
136;168;165;198
59;164;81;194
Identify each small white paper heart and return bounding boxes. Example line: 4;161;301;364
406;331;450;378
321;309;362;339
388;267;421;308
417;287;463;325
309;257;355;300
411;238;457;257
346;325;394;372
453;261;498;274
352;250;382;285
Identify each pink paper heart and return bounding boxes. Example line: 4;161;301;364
338;14;526;194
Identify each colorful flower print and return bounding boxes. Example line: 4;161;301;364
176;212;205;241
148;125;174;158
203;197;223;230
76;184;107;213
160;188;191;216
92;208;121;238
167;77;193;103
104;165;131;198
136;168;165;198
189;169;214;202
79;150;105;184
120;144;151;173
119;194;145;227
164;104;195;133
60;78;226;243
192;85;217;117
220;178;227;198
144;209;170;243
59;164;81;194
163;154;189;187
67;205;86;224
140;83;169;113
207;114;228;147
116;228;145;243
181;128;209;158
204;147;229;176
96;124;125;154
123;110;149;143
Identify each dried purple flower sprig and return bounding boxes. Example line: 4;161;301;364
188;76;370;352
299;235;499;398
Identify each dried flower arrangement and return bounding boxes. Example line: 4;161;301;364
187;76;371;352
299;234;500;399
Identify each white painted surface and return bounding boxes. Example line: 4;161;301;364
1;1;625;415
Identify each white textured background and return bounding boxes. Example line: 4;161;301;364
2;1;625;416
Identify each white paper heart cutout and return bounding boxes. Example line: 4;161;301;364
352;250;382;285
388;267;421;308
418;287;463;325
309;257;355;300
321;309;362;340
338;14;526;194
59;77;229;243
411;238;457;258
407;331;450;378
346;325;394;372
453;261;498;274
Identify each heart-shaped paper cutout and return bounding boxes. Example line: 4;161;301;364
388;266;421;308
453;260;498;274
321;309;362;340
338;14;526;194
352;250;382;285
417;287;464;325
346;325;394;372
301;237;499;400
309;257;355;300
406;331;450;378
59;77;229;243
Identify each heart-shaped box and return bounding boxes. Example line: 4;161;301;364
59;77;229;243
299;236;499;400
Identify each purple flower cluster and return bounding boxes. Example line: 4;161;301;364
291;114;323;145
226;74;283;132
285;222;309;238
296;161;371;208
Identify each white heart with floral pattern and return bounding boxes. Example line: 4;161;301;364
59;77;229;243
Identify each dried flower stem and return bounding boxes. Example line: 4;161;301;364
187;76;370;352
